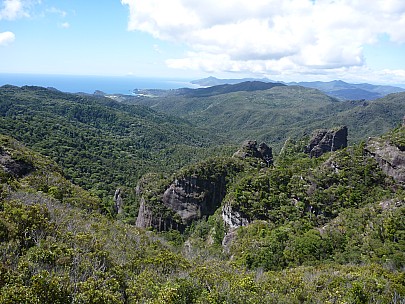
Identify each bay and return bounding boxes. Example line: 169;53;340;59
0;73;195;94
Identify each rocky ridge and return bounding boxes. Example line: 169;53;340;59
365;117;405;184
305;126;348;157
233;140;273;165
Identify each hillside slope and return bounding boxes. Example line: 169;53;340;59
124;86;405;149
293;80;405;100
0;85;230;204
191;77;405;100
177;81;285;97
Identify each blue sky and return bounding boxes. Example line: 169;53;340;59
1;0;405;85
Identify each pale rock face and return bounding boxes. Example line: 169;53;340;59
162;179;202;223
365;137;405;184
221;203;249;229
221;203;250;253
113;188;124;214
136;174;228;232
135;198;153;228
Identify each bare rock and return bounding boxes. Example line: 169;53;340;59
135;170;230;232
305;126;348;158
365;137;405;184
0;148;34;177
233;140;273;165
222;203;249;229
113;188;124;214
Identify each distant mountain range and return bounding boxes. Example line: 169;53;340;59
177;81;286;97
191;77;405;100
190;76;274;86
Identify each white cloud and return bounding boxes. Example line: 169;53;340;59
59;22;70;29
122;0;405;80
47;7;67;18
0;31;15;46
153;44;162;53
0;0;29;20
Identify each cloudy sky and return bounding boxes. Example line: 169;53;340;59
1;0;405;85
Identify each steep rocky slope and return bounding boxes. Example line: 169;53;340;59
135;158;247;231
365;117;405;183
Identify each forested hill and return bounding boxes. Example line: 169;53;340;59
176;80;286;97
0;85;231;205
191;77;405;100
290;80;405;100
122;85;405;147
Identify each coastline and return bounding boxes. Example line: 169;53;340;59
0;73;195;95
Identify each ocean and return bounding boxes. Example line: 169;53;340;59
0;73;196;94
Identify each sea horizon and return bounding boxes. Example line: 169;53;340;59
0;73;197;95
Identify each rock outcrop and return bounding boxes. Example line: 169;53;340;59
233;140;273;165
0;148;34;177
135;141;275;232
364;117;405;183
164;175;227;225
365;136;405;184
136;175;228;231
135;196;182;231
221;203;249;229
113;188;124;215
135;159;244;232
305;126;348;158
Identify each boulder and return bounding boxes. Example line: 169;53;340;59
305;126;348;158
233;140;273;165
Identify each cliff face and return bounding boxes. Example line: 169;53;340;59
135;197;183;231
135;173;228;232
135;141;272;232
135;158;246;232
365;126;405;184
162;175;227;224
305;126;348;158
221;203;249;229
